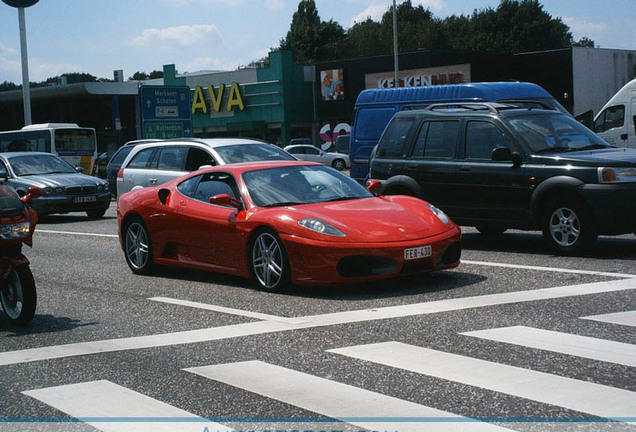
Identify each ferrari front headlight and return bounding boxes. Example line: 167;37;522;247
298;218;346;237
428;204;450;224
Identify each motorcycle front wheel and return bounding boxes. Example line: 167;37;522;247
1;264;36;325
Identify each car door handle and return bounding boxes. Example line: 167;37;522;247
406;164;419;169
459;166;471;172
148;178;158;184
621;133;628;140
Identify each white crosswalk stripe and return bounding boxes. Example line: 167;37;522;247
582;310;636;327
185;360;513;431
328;342;636;421
23;380;232;432
461;326;636;367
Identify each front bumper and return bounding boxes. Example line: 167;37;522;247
30;192;111;215
581;183;636;234
282;226;462;286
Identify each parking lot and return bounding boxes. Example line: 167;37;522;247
1;205;635;431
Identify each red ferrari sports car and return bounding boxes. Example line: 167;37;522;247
117;160;461;292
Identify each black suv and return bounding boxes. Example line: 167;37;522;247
369;103;636;254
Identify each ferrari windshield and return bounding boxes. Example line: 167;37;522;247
506;113;610;154
9;154;77;176
215;143;296;163
244;165;371;207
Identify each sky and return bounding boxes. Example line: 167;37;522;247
1;0;635;84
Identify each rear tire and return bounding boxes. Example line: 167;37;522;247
0;264;36;326
542;196;597;255
331;159;346;171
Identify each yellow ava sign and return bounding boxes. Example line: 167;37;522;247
191;82;245;114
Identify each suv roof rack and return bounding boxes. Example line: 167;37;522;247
423;102;514;113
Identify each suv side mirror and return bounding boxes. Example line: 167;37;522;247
492;147;522;167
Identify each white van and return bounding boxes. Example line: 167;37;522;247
593;78;636;149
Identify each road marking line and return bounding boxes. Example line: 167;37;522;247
148;296;301;323
23;380;231;432
36;229;119;239
461;326;636;367
582;310;636;327
328;341;636;419
462;260;636;279
1;278;634;366
185;360;511;431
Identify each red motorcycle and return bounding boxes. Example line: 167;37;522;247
0;183;41;325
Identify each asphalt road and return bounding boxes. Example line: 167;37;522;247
1;205;635;432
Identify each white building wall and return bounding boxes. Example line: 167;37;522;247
572;47;636;116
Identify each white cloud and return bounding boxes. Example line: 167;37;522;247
164;0;283;10
348;0;448;27
129;24;222;49
563;17;608;37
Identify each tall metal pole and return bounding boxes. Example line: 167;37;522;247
18;6;32;125
392;0;399;88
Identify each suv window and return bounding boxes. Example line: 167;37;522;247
377;117;415;158
412;121;459;159
465;121;511;159
127;148;155;168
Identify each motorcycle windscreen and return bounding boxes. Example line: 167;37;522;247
0;185;24;215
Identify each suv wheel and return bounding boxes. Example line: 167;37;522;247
542;196;597;255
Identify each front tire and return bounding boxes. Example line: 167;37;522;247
86;208;107;219
250;229;290;292
1;264;36;326
542;196;597;255
124;217;155;275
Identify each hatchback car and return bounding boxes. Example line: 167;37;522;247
116;138;295;197
369;102;636;254
106;139;160;197
284;144;349;171
0;152;111;218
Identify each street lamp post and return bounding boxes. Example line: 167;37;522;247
2;0;39;126
392;0;399;88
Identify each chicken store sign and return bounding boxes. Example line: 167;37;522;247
366;64;471;89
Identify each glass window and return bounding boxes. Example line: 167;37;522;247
156;147;187;171
215;143;295;163
127;148;155;169
412;121;458;159
177;175;200;197
185;148;216;171
305;147;320;155
594;105;625;133
192;172;239;204
377;117;415;158
465;121;511;159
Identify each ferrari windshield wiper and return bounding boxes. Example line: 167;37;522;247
262;201;304;207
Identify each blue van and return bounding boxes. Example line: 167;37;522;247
349;82;568;180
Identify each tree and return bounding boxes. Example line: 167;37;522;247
573;36;595;48
280;0;345;64
468;0;573;53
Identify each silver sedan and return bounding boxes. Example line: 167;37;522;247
283;144;349;171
